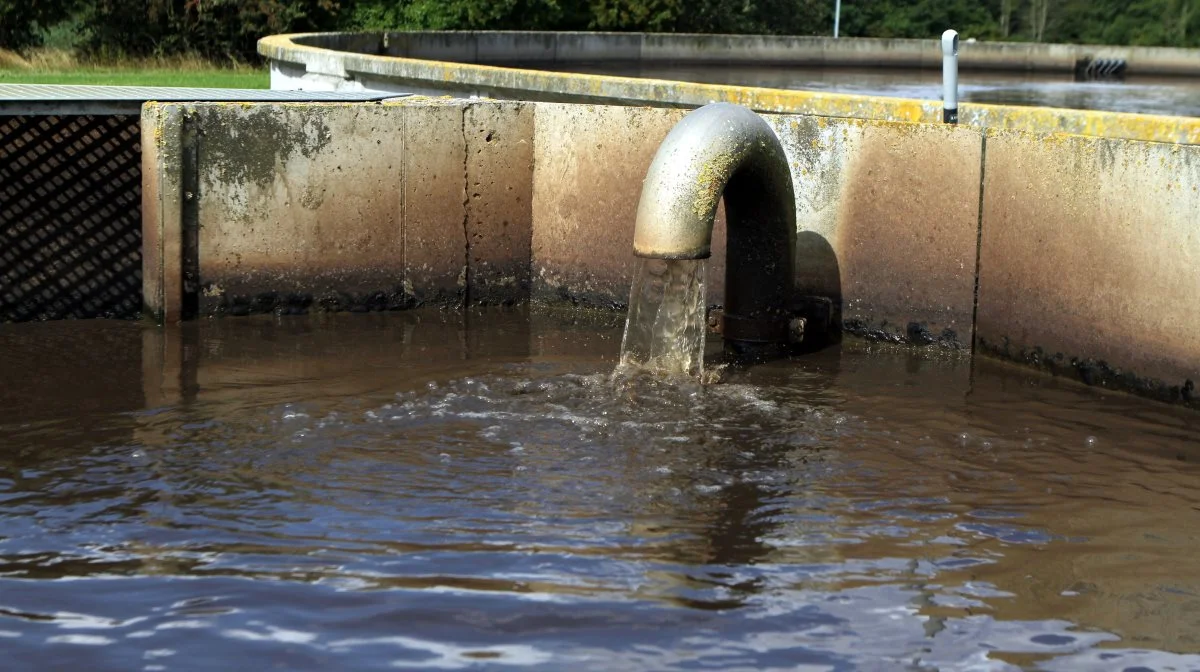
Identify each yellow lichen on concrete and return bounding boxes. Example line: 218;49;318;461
965;102;1200;145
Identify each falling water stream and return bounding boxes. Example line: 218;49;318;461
618;259;708;378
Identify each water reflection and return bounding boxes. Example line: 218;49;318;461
0;308;1198;669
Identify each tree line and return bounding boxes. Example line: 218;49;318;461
3;0;1198;63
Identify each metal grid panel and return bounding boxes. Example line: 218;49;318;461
1;114;142;321
0;85;406;116
0;84;400;102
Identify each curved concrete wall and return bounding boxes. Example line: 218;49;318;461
283;31;1200;75
259;32;1200;145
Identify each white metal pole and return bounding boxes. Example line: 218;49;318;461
941;29;959;124
834;0;841;38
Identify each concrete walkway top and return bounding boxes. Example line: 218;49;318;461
0;84;405;115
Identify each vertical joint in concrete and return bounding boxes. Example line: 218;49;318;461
461;103;472;306
463;101;535;306
970;132;988;359
140;103;186;325
180;109;201;320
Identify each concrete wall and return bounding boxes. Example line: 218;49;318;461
142;103;185;323
530;105;691;306
143;98;1200;407
977;130;1200;403
531;105;981;346
141;99;533;320
775;116;981;346
260;32;1200;146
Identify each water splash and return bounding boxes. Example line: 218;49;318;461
618;258;707;378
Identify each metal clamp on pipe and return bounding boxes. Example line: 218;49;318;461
707;295;835;353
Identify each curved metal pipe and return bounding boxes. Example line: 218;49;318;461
633;103;796;348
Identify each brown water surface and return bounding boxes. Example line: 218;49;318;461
0;307;1198;670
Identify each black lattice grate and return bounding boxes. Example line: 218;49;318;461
1;114;142;321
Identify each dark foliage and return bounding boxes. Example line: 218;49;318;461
3;0;1198;60
1;0;80;50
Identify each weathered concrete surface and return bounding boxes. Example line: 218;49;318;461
263;32;1200;145
553;32;644;63
770;116;983;347
139;95;1199;409
531;103;665;306
638;33;933;69
193;103;407;315
531;104;734;308
476;32;557;63
144;99;535;318
399;100;466;306
465;102;534;305
384;32;477;63
532;104;979;347
977;130;1200;402
141;103;184;323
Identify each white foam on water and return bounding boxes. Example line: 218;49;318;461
155;620;210;630
46;634;116;645
41;611;149;630
327;636;555;669
222;626;318;644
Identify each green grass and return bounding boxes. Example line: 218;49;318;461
0;67;269;89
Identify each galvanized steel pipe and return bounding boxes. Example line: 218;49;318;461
633;102;796;349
